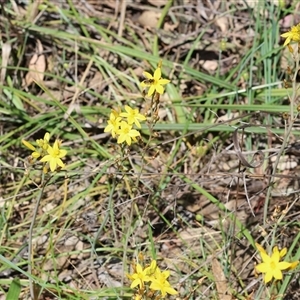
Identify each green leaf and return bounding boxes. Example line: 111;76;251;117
3;87;24;111
7;278;21;300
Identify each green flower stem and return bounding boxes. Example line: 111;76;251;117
28;173;50;299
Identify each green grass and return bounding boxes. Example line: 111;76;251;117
0;1;300;299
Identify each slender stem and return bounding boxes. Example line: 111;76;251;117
28;173;50;299
263;50;299;224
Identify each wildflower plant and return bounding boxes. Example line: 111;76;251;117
21;132;68;298
247;24;300;299
140;60;170;127
104;60;170;147
127;258;178;299
103;61;173;298
22;132;67;173
255;243;299;284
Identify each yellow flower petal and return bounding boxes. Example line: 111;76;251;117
143;71;154;79
147;85;155;97
155;85;164;94
283;38;291;46
158;78;171;85
277;261;292;270
279;247;287;258
40;155;49;163
260;252;271;263
49;158;57;172
272;247;280;262
256;262;268;273
140;81;148;87
32;151;41;159
130;278;140;289
153;67;162;81
22;140;36;151
164;285;178;295
255;243;266;255
59;149;67;157
264;271;273;283
289;261;299;270
281;32;291;38
272;269;283;280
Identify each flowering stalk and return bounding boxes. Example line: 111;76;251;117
22;132;68;299
140;60;170;127
22;132;67;173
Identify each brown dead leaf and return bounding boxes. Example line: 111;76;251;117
89;71;103;92
163;22;178;32
138;11;161;28
24;39;46;87
211;257;231;300
200;60;218;73
215;16;229;33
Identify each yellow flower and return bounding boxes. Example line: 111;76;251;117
120;105;146;128
111;107;121;118
22;132;50;159
144;260;157;278
140;67;170;97
255;243;293;283
40;140;67;172
22;139;41;159
149;267;178;298
36;132;50;150
288;260;299;270
127;263;151;289
281;23;300;46
117;121;140;145
104;112;121;138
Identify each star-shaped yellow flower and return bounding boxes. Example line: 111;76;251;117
140;67;170;97
127;263;151;289
255;243;293;283
144;260;157;276
116;121;140;145
281;23;300;46
104;112;121;138
120;105;146;128
40;140;67;172
149;267;178;297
